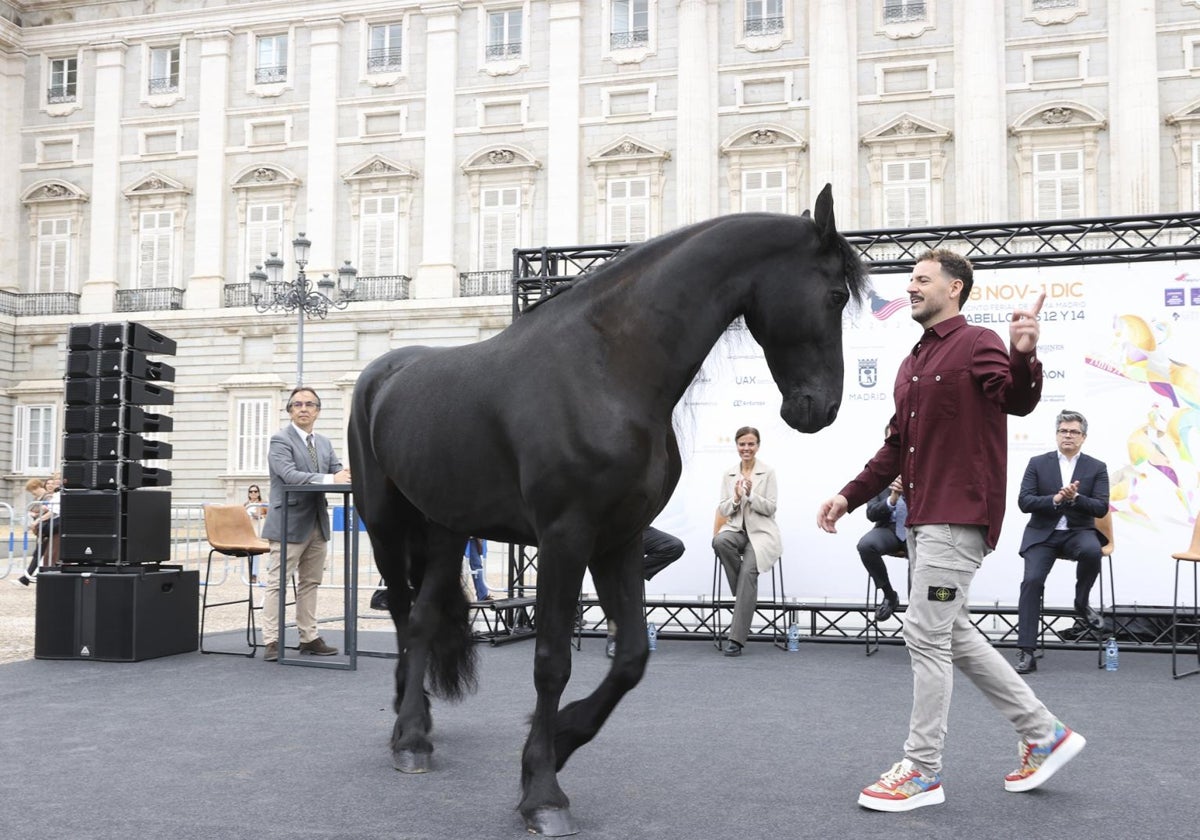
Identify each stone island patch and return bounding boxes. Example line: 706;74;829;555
927;586;957;602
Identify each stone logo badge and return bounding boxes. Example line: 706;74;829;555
928;586;957;602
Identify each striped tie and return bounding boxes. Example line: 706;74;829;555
306;434;318;469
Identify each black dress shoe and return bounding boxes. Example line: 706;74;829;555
875;593;899;623
723;641;743;657
1081;606;1104;631
1015;649;1037;674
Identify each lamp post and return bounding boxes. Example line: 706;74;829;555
249;233;357;386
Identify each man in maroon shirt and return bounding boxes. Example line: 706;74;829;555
817;249;1085;812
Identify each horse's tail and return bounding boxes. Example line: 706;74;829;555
425;550;479;701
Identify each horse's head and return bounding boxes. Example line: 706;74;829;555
742;184;869;433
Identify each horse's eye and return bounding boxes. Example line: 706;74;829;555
830;289;850;308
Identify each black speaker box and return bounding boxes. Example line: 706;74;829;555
34;567;198;661
63;433;172;462
65;350;176;383
67;322;178;356
65;377;174;407
62;462;172;490
64;405;174;434
59;490;172;563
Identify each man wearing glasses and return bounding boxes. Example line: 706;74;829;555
260;386;352;662
1013;410;1110;674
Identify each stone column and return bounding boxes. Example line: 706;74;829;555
0;47;25;293
807;0;857;220
415;2;462;299
1108;0;1159;213
953;3;1007;223
675;0;718;226
81;41;127;314
304;18;344;274
545;0;582;244
187;30;233;309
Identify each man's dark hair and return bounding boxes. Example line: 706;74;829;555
917;248;974;311
286;386;321;411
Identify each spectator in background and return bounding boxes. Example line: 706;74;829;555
245;484;268;583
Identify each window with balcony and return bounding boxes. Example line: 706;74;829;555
486;9;523;61
36;218;71;293
13;404;57;474
247;202;284;272
256;34;288;84
137;211;174;289
883;0;926;23
479;187;521;271
745;0;784;36
611;0;649;49
48;57;77;103
359;196;399;277
883;159;931;227
607;178;650;243
741;169;786;212
149;46;180;94
368;23;403;73
1034;149;1083;219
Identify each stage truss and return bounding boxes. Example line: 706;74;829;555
499;210;1200;648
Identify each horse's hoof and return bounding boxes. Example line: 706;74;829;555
523;807;578;837
393;749;432;774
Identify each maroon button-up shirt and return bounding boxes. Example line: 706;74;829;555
839;314;1043;549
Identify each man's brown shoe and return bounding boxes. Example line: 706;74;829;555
264;642;278;662
298;637;338;656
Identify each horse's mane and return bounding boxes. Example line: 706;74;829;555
523;213;870;315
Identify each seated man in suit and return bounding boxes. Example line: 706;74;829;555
604;526;685;658
1014;410;1110;674
857;476;906;621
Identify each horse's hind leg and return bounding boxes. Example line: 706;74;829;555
554;537;649;770
519;528;592;837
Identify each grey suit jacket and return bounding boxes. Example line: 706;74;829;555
261;425;343;544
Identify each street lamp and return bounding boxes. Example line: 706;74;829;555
249;233;358;386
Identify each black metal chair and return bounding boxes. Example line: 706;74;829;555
1037;512;1116;669
710;551;787;651
864;546;907;657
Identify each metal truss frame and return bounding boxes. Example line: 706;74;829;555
501;212;1200;644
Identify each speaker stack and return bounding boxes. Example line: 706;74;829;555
35;322;198;661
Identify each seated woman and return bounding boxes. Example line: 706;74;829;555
712;425;782;657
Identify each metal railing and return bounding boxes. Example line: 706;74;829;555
47;86;76;104
367;48;403;72
883;1;927;24
0;290;81;316
610;29;649;49
148;75;179;94
744;16;784;36
115;287;185;312
485;41;522;61
254;64;287;84
459;270;511;297
352;274;411;301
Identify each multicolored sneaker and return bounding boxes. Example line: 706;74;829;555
1004;720;1086;792
858;759;945;812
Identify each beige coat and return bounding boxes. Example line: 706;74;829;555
716;459;782;572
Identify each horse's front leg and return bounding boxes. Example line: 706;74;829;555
520;532;590;837
554;538;648;769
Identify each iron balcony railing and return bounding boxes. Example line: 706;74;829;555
883;1;927;24
148;75;179;94
367;47;403;72
485;41;522;60
254;64;287;84
47;86;76;104
744;16;784;36
351;275;411;301
115;287;185;312
459;270;512;297
609;29;650;49
0;291;81;316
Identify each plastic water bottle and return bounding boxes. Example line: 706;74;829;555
646;622;658;651
786;623;800;652
1105;637;1119;671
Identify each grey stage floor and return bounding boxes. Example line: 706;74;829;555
2;632;1196;840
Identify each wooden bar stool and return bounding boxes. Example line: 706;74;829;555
201;504;270;657
1170;515;1200;679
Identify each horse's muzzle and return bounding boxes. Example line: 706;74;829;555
780;396;839;433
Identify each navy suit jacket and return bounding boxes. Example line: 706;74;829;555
261;425;343;544
1017;450;1109;556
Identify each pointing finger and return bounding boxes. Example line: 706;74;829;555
1028;291;1046;317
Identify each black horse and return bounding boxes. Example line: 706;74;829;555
348;185;868;836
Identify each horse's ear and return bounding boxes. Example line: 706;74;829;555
813;183;836;244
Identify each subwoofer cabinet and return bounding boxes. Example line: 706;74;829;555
34;566;199;662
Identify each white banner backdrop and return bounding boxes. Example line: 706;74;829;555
619;260;1200;608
